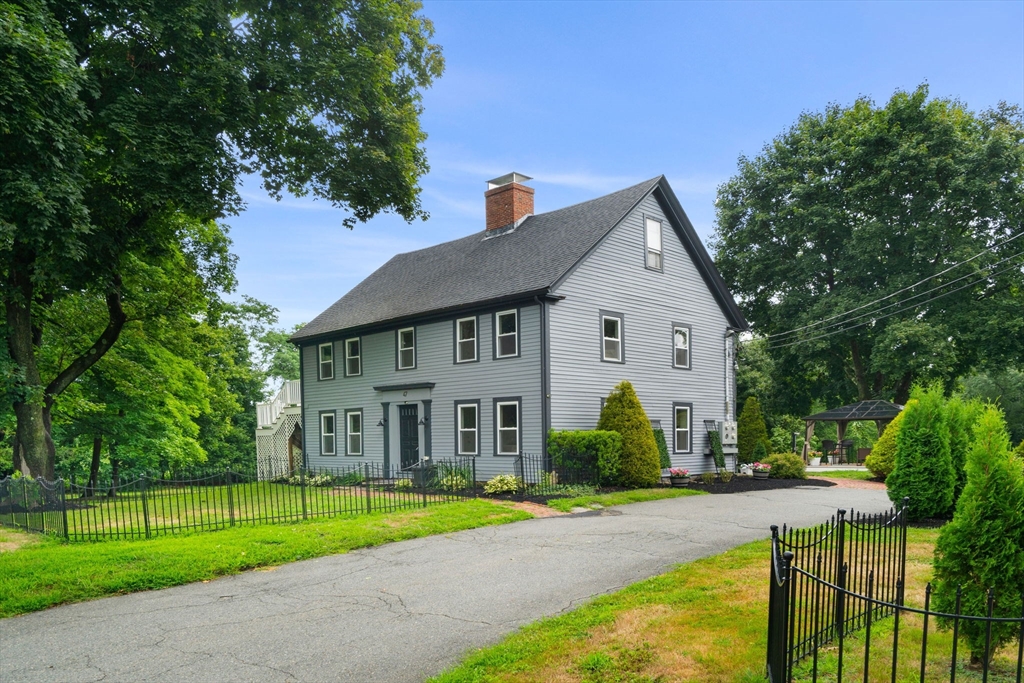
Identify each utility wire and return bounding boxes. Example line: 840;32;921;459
763;258;1024;350
764;230;1024;340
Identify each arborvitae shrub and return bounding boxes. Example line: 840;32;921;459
597;381;661;488
738;396;770;464
886;385;954;521
946;396;983;507
932;406;1024;663
751;440;768;464
547;430;622;486
1014;439;1024;460
763;452;806;479
653;429;671;469
864;405;912;480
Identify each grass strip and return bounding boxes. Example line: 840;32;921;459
546;487;706;512
0;499;531;618
809;469;878;481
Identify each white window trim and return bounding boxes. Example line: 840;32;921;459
457;403;479;455
318;343;334;380
495;400;520;455
602;315;622;362
495;310;518;358
345;337;361;377
673;324;691;370
645;217;663;271
346;410;363;456
673;404;692;454
456;316;477;363
397;327;416;369
320;412;336;455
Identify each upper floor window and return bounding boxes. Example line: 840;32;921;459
318;343;334;380
345;337;361;376
456;317;477;363
601;312;623;363
645;217;663;270
346;410;362;456
457;402;478;455
397;327;416;369
673;325;690;369
320;412;336;455
674;403;692;453
495;310;518;358
496;400;520;455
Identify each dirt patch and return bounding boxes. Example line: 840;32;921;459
510;501;567;518
0;529;38;552
811;476;887;490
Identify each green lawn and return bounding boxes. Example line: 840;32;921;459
809;469;878;481
545;487;706;512
0;499;531;618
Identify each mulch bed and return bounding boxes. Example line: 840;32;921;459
687;477;835;495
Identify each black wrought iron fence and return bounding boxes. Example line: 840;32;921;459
767;501;1024;682
0;476;67;538
513;452;600;498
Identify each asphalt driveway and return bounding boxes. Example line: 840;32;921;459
0;486;892;682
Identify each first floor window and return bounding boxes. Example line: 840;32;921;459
673;326;690;368
496;400;519;454
318;343;334;380
398;327;415;369
321;413;336;455
456;317;477;362
674;404;691;453
602;315;622;362
458;403;478;455
495;310;518;357
345;338;361;376
645;217;663;270
347;411;362;455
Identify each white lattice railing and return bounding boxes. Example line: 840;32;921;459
257;380;301;428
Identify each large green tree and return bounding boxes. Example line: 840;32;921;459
1;0;443;478
715;87;1024;409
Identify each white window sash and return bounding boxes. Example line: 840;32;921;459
675;408;691;453
321;413;336;455
458;404;478;455
496;311;518;358
496;401;519;454
457;317;477;362
602;316;621;361
347;412;362;455
345;338;361;376
646;218;663;269
398;328;415;368
318;343;334;379
674;327;690;368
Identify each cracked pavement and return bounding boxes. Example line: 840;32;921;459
0;486;891;682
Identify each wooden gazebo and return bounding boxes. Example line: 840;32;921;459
802;400;903;461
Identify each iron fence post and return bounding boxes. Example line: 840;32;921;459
60;479;69;541
899;497;909;606
300;466;308;520
22;478;29;531
226;469;235;527
472;457;477;498
364;463;372;514
140;477;151;539
835;509;847;633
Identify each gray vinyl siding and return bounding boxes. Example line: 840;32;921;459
548;193;734;475
301;304;543;481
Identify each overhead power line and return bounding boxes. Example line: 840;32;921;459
764;230;1024;340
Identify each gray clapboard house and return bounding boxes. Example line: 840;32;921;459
282;173;747;480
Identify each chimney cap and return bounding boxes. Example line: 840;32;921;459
486;172;532;190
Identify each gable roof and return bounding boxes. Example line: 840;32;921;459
292;176;747;342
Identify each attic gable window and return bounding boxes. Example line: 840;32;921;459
495;310;518;358
645;217;663;270
673;324;691;369
600;311;624;363
397;327;416;369
318;343;334;380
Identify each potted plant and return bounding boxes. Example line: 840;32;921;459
752;462;771;480
809;450;822;467
668;468;690;487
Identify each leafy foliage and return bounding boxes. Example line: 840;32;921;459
715;87;1024;410
596;382;660;488
548;430;622;486
932;406;1024;663
653;429;670;469
763;453;806;479
751;440;768;464
945;396;984;504
738;396;770;464
961;368;1024;446
864;406;910;480
708;430;726;471
887;386;954;520
483;474;522;495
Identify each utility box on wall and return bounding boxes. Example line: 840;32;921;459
721;421;738;446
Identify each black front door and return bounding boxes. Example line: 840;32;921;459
399;405;419;468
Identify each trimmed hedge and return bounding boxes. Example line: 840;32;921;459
864;405;911;480
597;381;661;488
763;452;806;479
946;396;983;504
547;430;622;486
738;397;770;464
886;385;954;521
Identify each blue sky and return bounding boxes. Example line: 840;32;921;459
228;1;1024;330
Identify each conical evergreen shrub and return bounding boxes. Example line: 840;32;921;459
597;381;661;488
932;406;1024;664
946;396;983;508
886;384;954;521
751;440;767;463
738;397;770;464
653;429;670;469
864;405;911;480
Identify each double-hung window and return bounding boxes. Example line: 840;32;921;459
456;317;477;363
495;310;518;358
645;217;663;270
397;327;416;369
320;412;336;455
318;343;334;380
346;410;362;456
673;325;690;369
457;402;479;455
345;338;361;376
601;312;623;362
673;403;692;453
495;399;520;455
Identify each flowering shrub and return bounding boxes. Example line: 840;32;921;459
668;468;690;477
484;474;522;494
751;462;772;472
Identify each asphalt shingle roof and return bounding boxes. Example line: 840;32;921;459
292;177;663;341
804;400;904;422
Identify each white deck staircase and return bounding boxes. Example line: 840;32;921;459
255;380;302;480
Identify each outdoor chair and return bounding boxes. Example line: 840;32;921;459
821;440;837;462
838;439;856;464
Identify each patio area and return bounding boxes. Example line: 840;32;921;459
802;400;904;464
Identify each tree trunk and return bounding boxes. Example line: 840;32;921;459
107;455;119;498
850;340;872;401
86;435;103;497
893;372;913;406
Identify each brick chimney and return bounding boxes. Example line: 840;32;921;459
485;172;534;231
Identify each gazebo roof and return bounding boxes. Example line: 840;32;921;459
803;400;904;423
